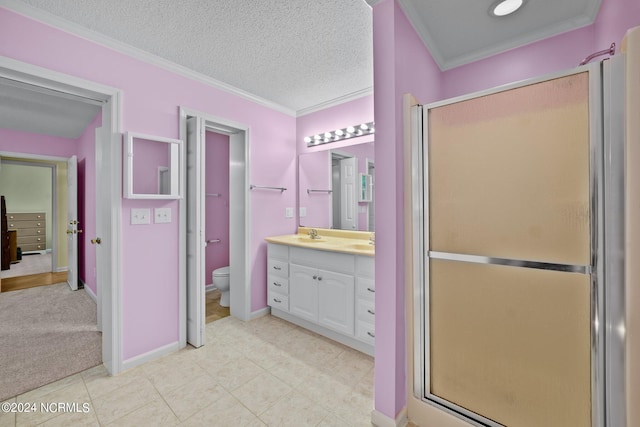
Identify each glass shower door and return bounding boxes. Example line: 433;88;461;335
424;70;597;427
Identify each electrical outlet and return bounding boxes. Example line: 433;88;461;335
299;207;307;218
154;207;172;224
131;208;151;225
285;207;294;218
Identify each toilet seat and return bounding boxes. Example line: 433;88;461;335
213;266;230;277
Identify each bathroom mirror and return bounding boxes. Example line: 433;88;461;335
298;141;374;231
123;132;182;199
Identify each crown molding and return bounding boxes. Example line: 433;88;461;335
364;0;385;7
296;87;373;117
0;0;297;117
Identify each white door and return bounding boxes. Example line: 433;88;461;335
66;155;78;290
186;117;206;347
340;157;358;230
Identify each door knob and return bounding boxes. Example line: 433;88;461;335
91;238;102;244
67;229;73;234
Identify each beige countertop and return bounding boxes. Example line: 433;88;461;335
265;227;375;257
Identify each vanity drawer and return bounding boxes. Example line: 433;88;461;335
268;243;289;260
268;291;289;312
268;275;289;294
268;258;289;277
356;256;374;279
356;299;375;324
290;247;355;275
356;321;375;346
356;278;375;301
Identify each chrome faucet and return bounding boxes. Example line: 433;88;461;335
308;228;319;239
369;232;375;245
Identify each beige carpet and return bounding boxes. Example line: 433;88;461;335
0;282;102;401
0;252;52;279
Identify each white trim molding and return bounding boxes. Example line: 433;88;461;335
82;281;97;304
121;341;180;372
250;306;271;320
371;408;409;427
296;87;373;117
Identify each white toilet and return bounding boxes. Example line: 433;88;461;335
212;266;230;307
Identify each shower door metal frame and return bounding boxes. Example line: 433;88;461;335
410;61;626;427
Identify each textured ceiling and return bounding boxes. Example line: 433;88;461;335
2;0;605;137
16;0;374;114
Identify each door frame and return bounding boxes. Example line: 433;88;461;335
0;57;124;375
405;62;626;427
179;107;251;348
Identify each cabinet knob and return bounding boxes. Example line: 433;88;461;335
273;266;282;271
273;298;282;303
367;309;375;315
318;276;322;281
313;275;317;280
367;332;375;338
367;287;375;293
273;282;282;287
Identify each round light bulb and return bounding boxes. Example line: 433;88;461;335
314;134;322;140
304;136;312;143
360;123;369;130
335;129;344;136
491;0;523;16
347;126;355;134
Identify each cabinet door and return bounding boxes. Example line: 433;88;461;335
290;264;318;323
318;270;355;335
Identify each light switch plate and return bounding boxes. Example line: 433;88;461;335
155;208;172;224
299;207;307;217
131;208;151;225
285;207;294;218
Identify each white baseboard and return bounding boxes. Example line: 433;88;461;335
82;280;97;303
121;341;180;372
250;306;271;320
371;408;408;427
56;266;68;273
205;284;216;292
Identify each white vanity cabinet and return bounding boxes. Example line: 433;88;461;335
267;242;373;355
267;243;289;312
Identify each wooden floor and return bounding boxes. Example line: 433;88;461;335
205;289;230;323
0;271;68;293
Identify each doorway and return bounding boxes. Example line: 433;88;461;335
0;57;123;375
0;156;71;291
179;108;250;348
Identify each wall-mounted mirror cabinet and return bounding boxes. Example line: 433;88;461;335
298;141;374;231
123;132;182;199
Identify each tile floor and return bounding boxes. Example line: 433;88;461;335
0;314;384;427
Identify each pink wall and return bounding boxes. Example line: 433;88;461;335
1;7;296;360
0;128;78;158
372;0;640;422
298;150;331;228
76;112;102;295
205;131;230;283
373;0;443;418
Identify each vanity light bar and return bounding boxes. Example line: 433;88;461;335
304;121;375;147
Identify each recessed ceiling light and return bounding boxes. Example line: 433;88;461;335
490;0;525;17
